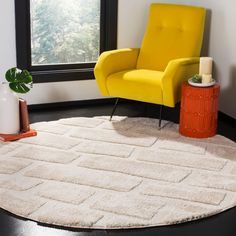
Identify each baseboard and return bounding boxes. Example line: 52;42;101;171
28;98;117;111
218;112;236;126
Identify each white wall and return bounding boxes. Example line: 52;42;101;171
22;80;102;105
0;0;236;118
0;0;16;80
118;0;236;118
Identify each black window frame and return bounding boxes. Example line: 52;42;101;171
15;0;118;83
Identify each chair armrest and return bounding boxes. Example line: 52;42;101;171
94;48;140;95
162;57;200;107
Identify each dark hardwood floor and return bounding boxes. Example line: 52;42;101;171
1;101;236;236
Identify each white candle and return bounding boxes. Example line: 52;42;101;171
199;57;213;75
202;74;212;84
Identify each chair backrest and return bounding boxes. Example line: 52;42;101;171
137;4;206;71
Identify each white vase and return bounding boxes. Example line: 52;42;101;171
0;82;20;134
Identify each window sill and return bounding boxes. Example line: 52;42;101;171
31;68;95;83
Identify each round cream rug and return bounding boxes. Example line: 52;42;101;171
0;116;236;229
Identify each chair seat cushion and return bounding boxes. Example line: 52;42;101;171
106;69;164;104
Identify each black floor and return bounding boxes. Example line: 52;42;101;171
1;101;236;236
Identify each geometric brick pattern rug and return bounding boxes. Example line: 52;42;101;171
0;116;236;229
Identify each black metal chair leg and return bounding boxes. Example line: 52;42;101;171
159;105;163;129
110;98;119;121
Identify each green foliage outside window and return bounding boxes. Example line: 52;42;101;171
31;0;100;65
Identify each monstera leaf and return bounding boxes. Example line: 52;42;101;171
5;68;33;94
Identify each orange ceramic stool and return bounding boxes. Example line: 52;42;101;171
179;82;220;138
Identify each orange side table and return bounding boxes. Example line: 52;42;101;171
179;82;220;138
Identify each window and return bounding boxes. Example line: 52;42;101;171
15;0;118;83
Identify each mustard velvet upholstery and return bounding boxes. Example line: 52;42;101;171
137;4;206;71
107;69;164;105
94;3;206;108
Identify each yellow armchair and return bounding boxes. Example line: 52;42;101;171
94;3;206;125
162;57;200;107
95;48;140;96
